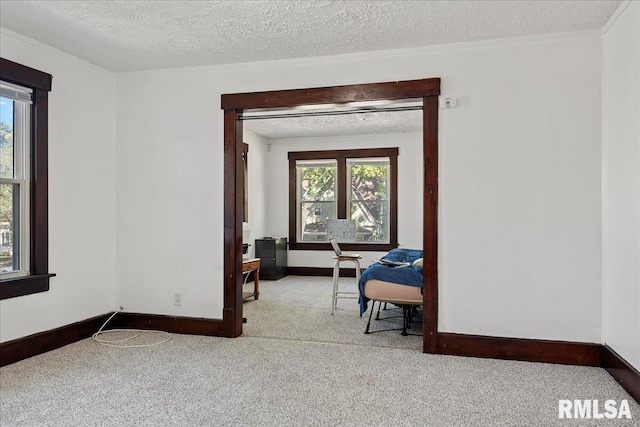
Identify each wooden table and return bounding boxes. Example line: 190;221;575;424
242;258;260;300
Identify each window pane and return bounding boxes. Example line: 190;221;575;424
350;200;389;243
298;162;336;202
348;159;389;200
300;201;335;241
0;97;14;179
0;183;19;273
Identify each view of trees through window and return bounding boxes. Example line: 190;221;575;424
348;159;390;243
298;161;336;241
297;158;390;242
0;97;15;271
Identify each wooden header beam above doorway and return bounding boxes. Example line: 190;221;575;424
221;78;441;110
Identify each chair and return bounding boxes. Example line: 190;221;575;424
327;219;360;315
331;253;362;315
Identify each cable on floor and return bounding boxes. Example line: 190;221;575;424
92;307;171;348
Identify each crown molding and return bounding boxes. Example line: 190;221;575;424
0;27;114;78
116;30;602;79
602;0;635;34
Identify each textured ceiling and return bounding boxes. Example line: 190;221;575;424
0;0;622;140
245;109;423;140
0;1;622;73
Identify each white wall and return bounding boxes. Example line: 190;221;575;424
603;1;640;370
265;133;423;269
244;129;269;258
0;30;116;342
115;34;603;343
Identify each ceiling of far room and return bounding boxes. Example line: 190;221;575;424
243;106;424;140
0;1;622;73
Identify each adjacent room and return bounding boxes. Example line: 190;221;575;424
0;1;638;425
240;104;426;347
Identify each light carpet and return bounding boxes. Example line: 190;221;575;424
0;275;638;426
241;275;422;350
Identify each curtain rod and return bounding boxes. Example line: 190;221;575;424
239;105;423;121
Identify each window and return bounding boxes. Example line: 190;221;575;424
0;83;31;278
296;159;337;241
0;58;54;300
347;157;391;243
288;147;398;251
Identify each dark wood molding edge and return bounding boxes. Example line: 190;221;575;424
223;78;440;342
3;311;638;405
287;266;361;277
0;58;52;91
602;345;640;403
110;312;231;337
0;273;55;299
0;313;111;367
436;333;602;366
1;312;232;367
222;78;440;110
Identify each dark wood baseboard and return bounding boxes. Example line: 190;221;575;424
437;332;602;366
0;313;112;367
287;266;361;277
2;312;638;404
602;345;640;403
110;312;230;337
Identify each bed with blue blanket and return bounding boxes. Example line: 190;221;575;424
357;248;424;316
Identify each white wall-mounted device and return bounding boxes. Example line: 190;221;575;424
439;97;458;109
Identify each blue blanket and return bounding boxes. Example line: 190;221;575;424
358;248;424;315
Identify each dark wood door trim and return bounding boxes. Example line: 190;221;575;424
221;78;440;110
222;78;441;349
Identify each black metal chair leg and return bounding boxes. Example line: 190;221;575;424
365;301;376;334
375;300;383;320
401;305;409;336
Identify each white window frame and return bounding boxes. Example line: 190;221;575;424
0;83;31;279
346;157;391;243
295;159;337;242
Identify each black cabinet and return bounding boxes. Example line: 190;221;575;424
255;238;287;280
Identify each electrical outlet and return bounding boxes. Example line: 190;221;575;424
173;292;182;306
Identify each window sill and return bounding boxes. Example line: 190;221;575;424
288;242;398;252
0;273;56;300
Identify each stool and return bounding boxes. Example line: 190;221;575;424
331;255;362;315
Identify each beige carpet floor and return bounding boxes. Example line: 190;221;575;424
0;275;637;426
241;275;422;350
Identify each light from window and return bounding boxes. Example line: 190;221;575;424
0;85;31;278
347;158;390;243
296;160;337;241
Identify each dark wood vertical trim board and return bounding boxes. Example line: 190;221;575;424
288;156;298;245
437;333;602;366
223;78;441;344
422;95;439;353
242;142;249;222
32;88;49;275
0;313;112;367
389;152;398;247
336;157;347;219
602;345;640;403
222;110;243;338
